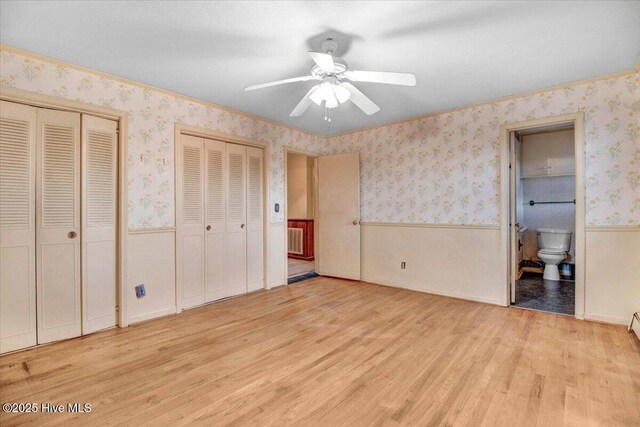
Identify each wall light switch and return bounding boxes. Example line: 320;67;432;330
275;203;280;213
401;262;406;269
135;284;146;298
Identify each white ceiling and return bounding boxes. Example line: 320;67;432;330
1;1;639;135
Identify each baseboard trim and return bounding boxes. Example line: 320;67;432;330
583;313;629;326
128;227;176;235
270;280;287;288
128;307;177;324
361;276;504;306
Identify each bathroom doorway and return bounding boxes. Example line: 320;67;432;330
503;114;586;318
284;149;319;283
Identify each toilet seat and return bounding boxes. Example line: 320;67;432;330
538;249;566;255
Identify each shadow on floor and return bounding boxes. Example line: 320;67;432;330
514;272;575;315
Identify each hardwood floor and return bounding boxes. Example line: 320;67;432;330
1;277;639;426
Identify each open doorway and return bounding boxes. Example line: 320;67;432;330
508;122;579;315
285;150;318;283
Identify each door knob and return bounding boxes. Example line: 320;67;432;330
206;225;211;231
67;231;77;239
352;220;360;225
241;224;245;229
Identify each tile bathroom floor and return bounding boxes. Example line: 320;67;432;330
514;272;575;315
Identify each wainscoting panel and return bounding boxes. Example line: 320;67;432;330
585;227;640;325
269;222;286;288
127;229;176;324
361;223;504;305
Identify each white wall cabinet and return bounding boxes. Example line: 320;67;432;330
0;101;118;353
178;134;264;310
521;129;574;178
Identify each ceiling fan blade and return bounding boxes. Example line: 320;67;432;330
344;70;416;86
308;51;335;73
245;75;315;91
341;82;380;115
290;85;320;117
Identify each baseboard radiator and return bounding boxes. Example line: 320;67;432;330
288;228;304;255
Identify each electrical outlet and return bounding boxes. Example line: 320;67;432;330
135;284;146;298
401;262;406;269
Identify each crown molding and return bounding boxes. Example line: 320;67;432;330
328;68;637;139
2;44;636;141
0;43;321;138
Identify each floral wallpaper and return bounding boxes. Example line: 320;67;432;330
326;71;640;226
1;48;638;228
0;49;324;227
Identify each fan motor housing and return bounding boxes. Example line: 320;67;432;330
310;59;348;79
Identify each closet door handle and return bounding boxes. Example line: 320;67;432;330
241;224;245;229
67;231;77;239
206;225;211;231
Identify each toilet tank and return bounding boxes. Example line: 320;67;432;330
537;228;572;251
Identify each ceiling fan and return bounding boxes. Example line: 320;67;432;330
244;38;416;120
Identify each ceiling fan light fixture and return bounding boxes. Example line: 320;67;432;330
333;84;351;104
325;95;339;109
310;82;330;105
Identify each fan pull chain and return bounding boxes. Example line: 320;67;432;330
324;104;332;122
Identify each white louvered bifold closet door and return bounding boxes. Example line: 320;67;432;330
82;115;117;334
0;101;37;354
36;108;82;344
204;139;228;302
226;143;247;295
180;135;205;309
246;147;264;292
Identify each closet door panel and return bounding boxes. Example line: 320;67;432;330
0;101;37;353
37;108;82;344
82;115;117;334
246;147;264;292
204;139;227;302
226;143;247;296
180;135;205;308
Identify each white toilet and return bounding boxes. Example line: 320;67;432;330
537;228;572;281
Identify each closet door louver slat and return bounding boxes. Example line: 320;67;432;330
183;146;203;225
0;118;30;228
227;152;246;222
42;124;76;228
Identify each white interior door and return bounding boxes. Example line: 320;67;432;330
204;138;227;302
317;152;360;280
180;135;205;309
81;115;117;334
226;143;247;296
36;108;82;344
510;132;518;304
246;146;264;292
0;101;37;353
